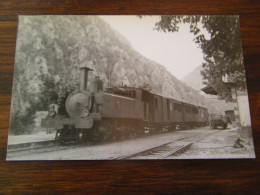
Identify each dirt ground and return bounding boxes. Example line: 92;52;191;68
171;128;255;159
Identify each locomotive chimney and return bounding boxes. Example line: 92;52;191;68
79;65;93;91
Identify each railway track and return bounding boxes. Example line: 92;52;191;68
6;129;219;160
114;130;221;159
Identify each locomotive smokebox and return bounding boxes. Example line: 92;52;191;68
79;65;93;91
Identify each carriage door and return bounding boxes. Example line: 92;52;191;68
142;90;152;121
181;103;185;122
144;102;149;121
144;102;147;120
167;99;170;121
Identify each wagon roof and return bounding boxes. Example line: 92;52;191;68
107;86;208;110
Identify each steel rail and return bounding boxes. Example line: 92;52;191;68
115;130;221;159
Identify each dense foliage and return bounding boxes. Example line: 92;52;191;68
155;15;246;101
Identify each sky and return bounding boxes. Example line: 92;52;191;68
100;15;205;80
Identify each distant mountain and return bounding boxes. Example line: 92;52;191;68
182;65;204;91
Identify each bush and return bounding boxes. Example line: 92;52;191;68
9;111;35;135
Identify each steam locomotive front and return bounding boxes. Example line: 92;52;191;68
65;67;103;119
55;66;96;142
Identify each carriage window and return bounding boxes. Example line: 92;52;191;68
174;103;182;112
130;90;136;98
155;98;158;109
192;107;199;113
170;102;173;111
107;87;136;98
185;105;191;113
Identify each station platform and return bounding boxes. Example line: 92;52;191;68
7;130;56;145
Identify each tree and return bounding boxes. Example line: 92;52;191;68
155;15;246;102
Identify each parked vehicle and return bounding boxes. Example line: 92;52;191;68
210;114;227;129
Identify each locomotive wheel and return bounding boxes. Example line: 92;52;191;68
90;123;104;143
124;125;132;138
92;132;104;143
169;125;176;131
55;129;64;145
91;131;104;143
112;120;128;140
114;120;124;140
76;129;86;143
100;120;114;141
134;125;142;137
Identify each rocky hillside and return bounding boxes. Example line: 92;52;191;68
11;15;229;134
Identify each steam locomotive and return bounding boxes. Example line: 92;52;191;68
42;66;209;143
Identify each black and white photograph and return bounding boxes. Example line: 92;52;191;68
6;15;255;160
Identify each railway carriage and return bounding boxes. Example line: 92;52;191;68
198;106;209;126
182;103;200;128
